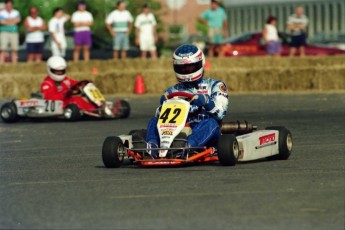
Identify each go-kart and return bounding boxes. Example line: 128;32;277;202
102;92;292;168
0;80;130;123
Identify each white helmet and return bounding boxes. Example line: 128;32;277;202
173;44;205;85
47;56;67;82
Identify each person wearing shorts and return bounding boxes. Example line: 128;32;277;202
287;6;308;56
262;16;281;57
48;7;70;57
71;1;93;62
0;0;21;63
106;1;133;59
198;0;228;57
24;7;46;62
135;4;158;58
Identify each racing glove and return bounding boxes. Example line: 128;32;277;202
160;93;168;105
190;94;215;111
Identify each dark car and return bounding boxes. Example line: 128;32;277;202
221;32;345;57
17;31;140;61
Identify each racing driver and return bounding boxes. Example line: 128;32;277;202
41;56;111;115
41;56;79;101
146;44;229;157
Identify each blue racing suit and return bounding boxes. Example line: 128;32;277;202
146;78;229;147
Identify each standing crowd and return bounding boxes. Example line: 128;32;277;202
0;0;310;63
0;0;158;63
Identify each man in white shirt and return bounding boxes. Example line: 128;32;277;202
0;0;21;63
287;6;308;56
71;1;93;62
48;7;70;57
135;4;158;58
105;1;133;59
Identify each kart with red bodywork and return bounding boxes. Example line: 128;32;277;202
0;80;130;123
102;92;292;167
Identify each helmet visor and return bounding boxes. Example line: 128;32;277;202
50;68;66;76
173;61;203;75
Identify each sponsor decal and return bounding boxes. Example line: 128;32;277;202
219;84;227;93
259;133;276;145
42;85;50;90
161;136;170;140
161;141;170;145
178;52;194;57
161;130;173;136
19;100;39;107
160;124;177;128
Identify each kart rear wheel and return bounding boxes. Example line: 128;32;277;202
1;102;18;123
102;136;125;168
119;100;130;118
265;126;292;160
64;104;81;121
217;134;239;166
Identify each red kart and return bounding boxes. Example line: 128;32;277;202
0;80;130;123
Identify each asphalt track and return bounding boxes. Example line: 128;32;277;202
0;93;344;230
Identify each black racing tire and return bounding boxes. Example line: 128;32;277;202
217;134;239;166
265;126;293;160
102;136;125;168
119;100;130;118
63;104;81;121
0;102;19;123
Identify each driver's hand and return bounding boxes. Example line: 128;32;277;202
160;94;168;105
190;94;208;107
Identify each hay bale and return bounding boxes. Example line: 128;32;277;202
1;56;345;98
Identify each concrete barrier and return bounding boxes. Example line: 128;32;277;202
0;56;344;98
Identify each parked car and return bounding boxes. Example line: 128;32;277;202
308;32;345;51
16;31;140;62
222;32;345;57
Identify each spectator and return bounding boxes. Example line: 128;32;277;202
135;4;158;59
71;1;93;62
262;16;281;57
198;0;228;57
106;1;133;59
48;7;70;57
287;6;308;56
0;0;21;63
24;7;46;63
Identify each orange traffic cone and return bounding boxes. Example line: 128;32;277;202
205;61;211;71
92;67;98;75
134;75;145;94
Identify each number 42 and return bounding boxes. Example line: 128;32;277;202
159;108;181;124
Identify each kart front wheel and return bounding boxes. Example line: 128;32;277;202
265;126;292;160
0;102;18;123
102;136;125;168
217;134;239;166
64;104;81;121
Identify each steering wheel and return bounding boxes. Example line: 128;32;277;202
166;92;202;116
67;80;91;96
166;92;194;101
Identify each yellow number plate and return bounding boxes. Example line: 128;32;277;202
158;103;188;126
87;88;105;102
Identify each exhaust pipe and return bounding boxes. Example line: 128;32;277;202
221;121;257;134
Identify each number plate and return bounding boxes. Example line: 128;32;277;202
84;84;105;102
158;103;188;126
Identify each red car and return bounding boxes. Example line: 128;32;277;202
222;32;345;57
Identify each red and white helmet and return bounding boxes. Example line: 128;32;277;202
47;56;67;82
173;44;205;85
